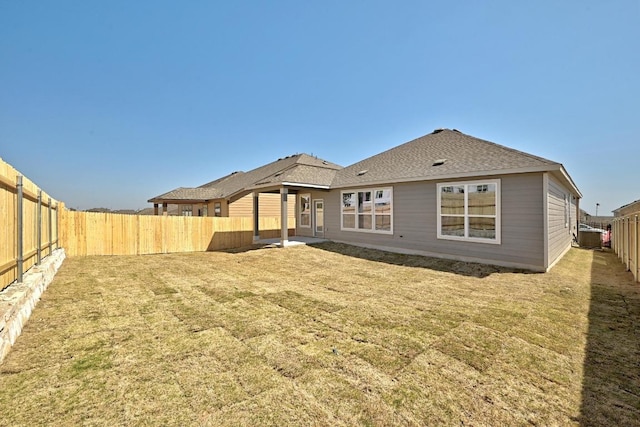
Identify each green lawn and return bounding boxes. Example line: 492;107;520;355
1;243;638;426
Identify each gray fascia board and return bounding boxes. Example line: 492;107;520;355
281;182;331;189
246;182;331;192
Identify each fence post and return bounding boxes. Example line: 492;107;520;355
627;217;631;271
633;214;640;281
16;175;24;282
613;218;617;255
48;197;52;255
54;203;58;249
37;190;42;265
616;218;620;257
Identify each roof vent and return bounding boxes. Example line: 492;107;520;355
432;159;447;167
356;169;368;176
274;172;283;177
432;128;445;134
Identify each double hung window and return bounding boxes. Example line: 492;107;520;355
437;180;500;243
341;188;392;233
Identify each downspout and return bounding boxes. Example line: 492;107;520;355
575;195;580;243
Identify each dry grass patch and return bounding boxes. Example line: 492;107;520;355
1;243;639;426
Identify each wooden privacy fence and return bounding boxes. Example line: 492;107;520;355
59;209;296;257
612;202;640;283
1;158;59;290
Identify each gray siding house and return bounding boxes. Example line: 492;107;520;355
163;128;581;271
258;129;581;271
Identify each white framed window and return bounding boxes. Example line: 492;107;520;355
214;202;221;217
341;187;393;234
181;205;193;217
299;193;311;228
437;179;500;244
564;194;569;228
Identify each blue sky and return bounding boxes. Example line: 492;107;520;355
1;1;638;215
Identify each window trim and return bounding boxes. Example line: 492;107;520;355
340;187;393;234
299;193;311;228
437;179;501;244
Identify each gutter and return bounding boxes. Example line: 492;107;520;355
330;164;571;190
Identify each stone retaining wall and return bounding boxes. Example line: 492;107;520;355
0;249;66;363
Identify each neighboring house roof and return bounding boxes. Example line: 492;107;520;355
331;128;582;196
149;187;219;203
613;199;640;215
148;153;342;203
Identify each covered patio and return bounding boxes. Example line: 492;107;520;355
249;185;323;247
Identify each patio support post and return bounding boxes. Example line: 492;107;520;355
154;203;159;215
280;187;288;246
253;192;260;243
162;203;168;216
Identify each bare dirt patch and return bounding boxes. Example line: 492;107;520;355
0;243;638;425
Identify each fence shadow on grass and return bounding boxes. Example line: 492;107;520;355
206;228;296;252
309;241;536;278
580;249;640;426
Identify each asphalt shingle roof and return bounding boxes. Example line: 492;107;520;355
331;129;560;188
148;187;220;202
149;129;580;203
148;154;342;203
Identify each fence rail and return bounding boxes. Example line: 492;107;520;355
1;158;59;290
59;210;295;257
612;204;640;283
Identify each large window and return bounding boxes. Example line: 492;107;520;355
214;202;221;217
300;194;311;228
341;188;392;233
437;180;500;244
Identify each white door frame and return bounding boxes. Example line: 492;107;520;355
313;199;324;237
